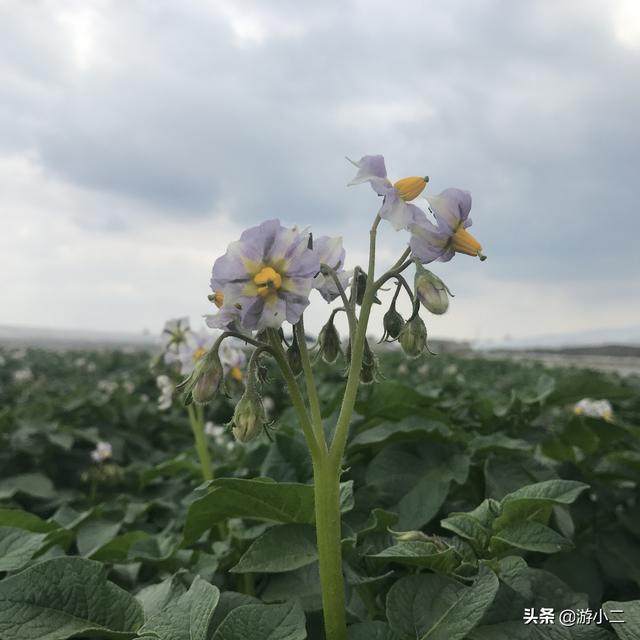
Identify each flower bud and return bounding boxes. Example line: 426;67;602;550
318;319;341;363
353;269;368;305
382;307;404;341
399;315;427;359
231;387;266;443
287;333;303;376
178;348;224;404
393;175;429;201
415;264;450;315
360;339;380;385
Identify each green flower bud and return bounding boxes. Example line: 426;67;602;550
399;315;427;359
231;387;266;443
317;318;341;364
415;263;451;315
177;347;224;405
287;332;303;376
382;307;405;341
353;269;368;305
360;339;380;384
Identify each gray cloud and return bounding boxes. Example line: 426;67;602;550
1;0;638;337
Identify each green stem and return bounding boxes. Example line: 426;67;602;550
329;215;380;462
188;404;213;481
295;319;326;448
312;456;347;640
267;330;322;459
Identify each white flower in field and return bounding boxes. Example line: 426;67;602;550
97;379;118;394
262;395;275;419
123;380;135;394
444;364;458;376
91;441;113;463
0;355;6;366
86;362;97;372
156;375;174;410
74;357;86;368
13;367;33;383
574;398;613;421
205;421;227;446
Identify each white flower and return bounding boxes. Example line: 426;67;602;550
87;362;97;373
574;398;613;421
13;368;33;383
97;379;118;394
204;421;227;446
156;375;174;410
74;357;86;368
91;441;113;463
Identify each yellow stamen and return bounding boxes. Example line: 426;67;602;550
393;175;429;201
451;226;483;258
253;266;282;296
193;347;207;361
230;366;242;381
213;291;224;308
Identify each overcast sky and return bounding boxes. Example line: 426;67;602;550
1;0;639;344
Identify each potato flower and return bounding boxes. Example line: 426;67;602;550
313;235;351;302
409;188;485;263
574;398;613;421
90;441;113;463
207;219;320;332
347;154;428;230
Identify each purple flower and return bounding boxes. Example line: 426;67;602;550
206;219;320;332
409;188;485;263
313;235;352;302
177;330;215;375
347;155;428;231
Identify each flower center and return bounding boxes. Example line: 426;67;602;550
230;366;243;381
193;347;207;361
253;266;282;296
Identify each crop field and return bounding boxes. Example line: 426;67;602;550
1;346;639;639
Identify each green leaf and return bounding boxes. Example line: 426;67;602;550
441;513;490;549
261;564;322;612
0;557;143;640
603;600;640;639
495;480;589;530
212;601;307;640
91;530;150;562
355;382;431;419
349;417;451;451
366;443;465;530
469;434;531;454
348;621;402;639
386;566;499;640
490;521;572;554
136;575;187;620
231;524;318;573
184;479;316;544
369;540;460;573
0;527;49;571
208;592;261;634
76;518;122;557
0;473;55;499
138;576;220;640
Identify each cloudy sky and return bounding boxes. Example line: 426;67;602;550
1;0;639;345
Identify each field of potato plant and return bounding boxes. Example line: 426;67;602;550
1;156;640;639
1;345;639;639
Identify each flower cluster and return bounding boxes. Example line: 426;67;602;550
348;154;485;263
90;441;113;463
206;219;349;333
574;398;613;421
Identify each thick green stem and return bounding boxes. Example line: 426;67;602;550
313;456;347;640
188;404;213;481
